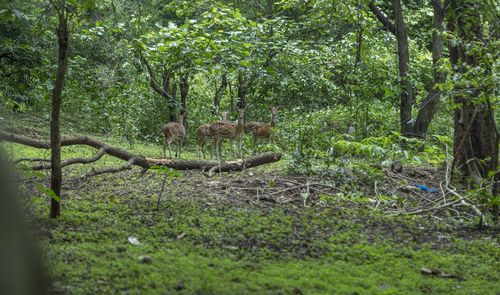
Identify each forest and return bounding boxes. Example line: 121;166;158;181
0;0;498;294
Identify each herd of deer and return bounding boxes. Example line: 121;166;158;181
162;107;278;160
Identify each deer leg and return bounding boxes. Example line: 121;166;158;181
216;138;222;161
213;138;219;161
168;141;172;159
219;139;223;161
163;138;167;158
199;142;205;159
176;139;181;158
180;138;183;158
209;140;215;159
180;138;184;158
229;140;235;158
219;139;223;160
238;138;242;159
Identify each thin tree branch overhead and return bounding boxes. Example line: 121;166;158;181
368;1;396;35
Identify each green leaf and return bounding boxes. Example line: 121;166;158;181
36;183;61;203
83;0;95;10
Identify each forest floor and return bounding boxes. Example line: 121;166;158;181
1;110;499;294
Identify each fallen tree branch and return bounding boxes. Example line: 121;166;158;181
15;158;51;164
80;158;140;178
0;130;282;175
205;153;282;177
400;196;467;215
32;147;107;170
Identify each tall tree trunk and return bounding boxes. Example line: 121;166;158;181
213;73;228;115
139;53;181;122
392;0;413;135
162;71;177;122
355;1;363;64
179;74;189;128
368;1;414;135
411;0;446;137
448;0;499;219
50;7;69;218
237;71;247;109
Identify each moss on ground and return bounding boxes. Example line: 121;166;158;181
35;193;498;294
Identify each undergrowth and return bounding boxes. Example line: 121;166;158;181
2;110;499;294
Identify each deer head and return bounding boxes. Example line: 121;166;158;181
269;106;278;127
178;112;186;124
236;108;245;132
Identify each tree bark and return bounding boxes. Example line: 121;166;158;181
368;1;396;35
392;0;413;135
355;1;363;64
49;6;69;218
411;0;446;137
163;71;177;122
213;73;228;115
237;71;248;109
179;74;189;128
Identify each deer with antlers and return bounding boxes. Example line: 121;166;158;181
209;108;245;160
245;106;278;147
196;112;228;159
162;112;186;158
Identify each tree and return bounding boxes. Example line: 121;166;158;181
368;0;446;137
391;0;413;135
411;0;446;137
49;0;69;218
447;0;499;217
368;0;413;135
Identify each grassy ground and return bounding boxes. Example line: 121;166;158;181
2;111;499;294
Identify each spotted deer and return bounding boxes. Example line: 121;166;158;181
196;112;228;159
209;108;245;160
245;106;278;147
162;112;186;158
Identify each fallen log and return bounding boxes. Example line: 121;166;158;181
0;130;282;176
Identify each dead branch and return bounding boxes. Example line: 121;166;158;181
205;153;282;177
0;130;282;175
15;158;51;164
32;147;107;170
400;196;467;215
80;158;140;178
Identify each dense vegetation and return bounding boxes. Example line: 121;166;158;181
0;0;498;294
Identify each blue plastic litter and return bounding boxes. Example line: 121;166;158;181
415;184;439;193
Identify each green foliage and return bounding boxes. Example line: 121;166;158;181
280;105;450;173
149;165;183;178
0;0;458;144
35;183;61;203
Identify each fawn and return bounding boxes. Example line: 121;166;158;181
209;108;245;160
196;112;228;159
245;106;278;147
162;112;186;158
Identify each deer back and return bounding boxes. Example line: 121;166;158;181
163;122;185;139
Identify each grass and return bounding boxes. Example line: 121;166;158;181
35;192;498;294
2;110;499;294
